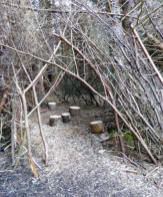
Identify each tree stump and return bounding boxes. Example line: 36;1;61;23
69;106;80;116
49;115;61;126
62;112;71;123
90;120;104;134
48;102;56;111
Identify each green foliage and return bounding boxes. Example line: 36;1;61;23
108;129;116;137
123;133;133;142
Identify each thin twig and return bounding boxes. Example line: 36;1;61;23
1;3;138;19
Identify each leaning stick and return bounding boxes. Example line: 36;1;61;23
131;26;163;85
32;85;48;165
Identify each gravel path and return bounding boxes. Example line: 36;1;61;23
0;105;162;196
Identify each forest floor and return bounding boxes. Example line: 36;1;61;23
0;104;163;197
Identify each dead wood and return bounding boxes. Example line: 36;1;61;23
49;115;61;126
62;112;71;123
90;120;104;134
69;106;80;116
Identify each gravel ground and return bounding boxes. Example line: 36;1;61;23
0;105;163;196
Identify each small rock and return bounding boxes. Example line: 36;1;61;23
100;132;109;141
98;149;105;154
